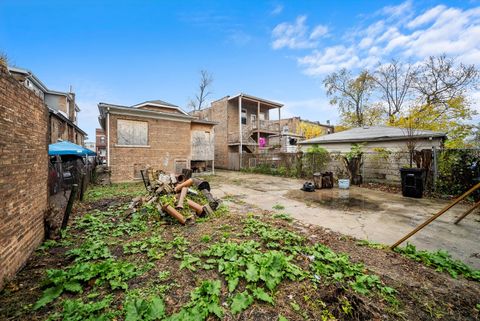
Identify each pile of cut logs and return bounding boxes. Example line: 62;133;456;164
128;168;220;225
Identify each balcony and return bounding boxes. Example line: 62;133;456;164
227;122;280;145
252;120;280;132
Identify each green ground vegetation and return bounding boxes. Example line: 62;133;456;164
2;182;479;321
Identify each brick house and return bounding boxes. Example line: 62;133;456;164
8;66;87;145
193;93;283;170
275;117;334;137
268;117;335;153
95;128;107;162
98;100;217;182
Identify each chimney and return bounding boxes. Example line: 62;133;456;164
68;87;76;122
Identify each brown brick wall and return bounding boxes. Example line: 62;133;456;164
0;63;48;289
108;114;192;182
191;122;214;132
96;128;106;148
49;115;68;143
195;99;237;169
68;94;75;121
212;100;229;168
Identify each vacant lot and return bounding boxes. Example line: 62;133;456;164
0;178;479;321
209;170;480;269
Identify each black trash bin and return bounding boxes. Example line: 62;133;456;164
400;168;426;198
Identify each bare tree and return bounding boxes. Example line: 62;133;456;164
373;59;416;123
0;51;8;67
413;55;479;111
402;115;421;168
188;70;213;111
324;68;375;127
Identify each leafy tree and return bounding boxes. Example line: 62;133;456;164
188;70;213;111
297;121;326;139
393;96;476;148
470;124;480;148
324;69;376;127
339;102;385;127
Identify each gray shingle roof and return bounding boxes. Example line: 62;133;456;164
133;99;178;108
299;126;446;144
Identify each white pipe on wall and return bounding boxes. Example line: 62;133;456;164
107;108;110;167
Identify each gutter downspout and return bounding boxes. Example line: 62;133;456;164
107;108;110;167
239;95;243;170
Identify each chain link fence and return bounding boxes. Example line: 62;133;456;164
241;148;480;197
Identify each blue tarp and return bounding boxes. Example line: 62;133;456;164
48;141;96;156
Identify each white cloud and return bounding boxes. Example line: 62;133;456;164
310;25;329;39
281;1;480;77
271;16;328;50
407;5;446;29
381;0;413;17
299;46;361;75
358;37;373;49
271;4;283;16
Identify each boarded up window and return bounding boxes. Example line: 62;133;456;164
117;120;148;146
191;130;214;160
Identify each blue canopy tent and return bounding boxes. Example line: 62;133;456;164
49;141;96;157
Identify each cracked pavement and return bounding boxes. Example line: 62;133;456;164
208;170;480;269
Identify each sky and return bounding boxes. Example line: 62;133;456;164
1;0;480;141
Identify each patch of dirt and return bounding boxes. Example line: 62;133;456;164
0;193;479;321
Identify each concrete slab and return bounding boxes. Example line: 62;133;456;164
210;170;480;269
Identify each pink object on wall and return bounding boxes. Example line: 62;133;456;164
259;137;266;147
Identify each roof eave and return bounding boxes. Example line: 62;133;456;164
98;103;195;122
299;134;447;145
191;119;218;126
48;108;87;136
228;93;283;108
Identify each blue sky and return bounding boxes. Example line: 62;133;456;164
1;0;479;141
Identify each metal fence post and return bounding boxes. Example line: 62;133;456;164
432;146;438;191
361;154;365;183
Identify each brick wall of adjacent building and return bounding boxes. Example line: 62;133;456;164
49;115;68;143
48;114;85;145
0;62;48;289
274;117;334;136
108;114;192;182
196;99;229;168
95;128;107;159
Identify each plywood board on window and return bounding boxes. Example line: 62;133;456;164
117;119;148;146
191;130;214;160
